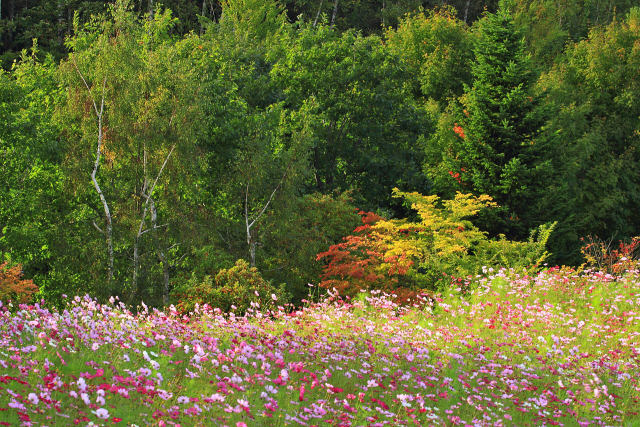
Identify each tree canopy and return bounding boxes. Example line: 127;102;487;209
1;0;639;307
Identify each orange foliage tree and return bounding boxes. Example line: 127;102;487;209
0;262;39;303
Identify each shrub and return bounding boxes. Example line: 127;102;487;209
0;262;39;303
317;189;555;301
580;235;640;273
173;259;289;314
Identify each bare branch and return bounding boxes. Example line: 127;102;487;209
137;145;176;238
133;144;176;294
147;145;176;203
92;221;104;234
247;169;287;230
72;61;98;115
245;182;250;245
139;223;168;235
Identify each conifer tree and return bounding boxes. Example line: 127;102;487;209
449;0;546;237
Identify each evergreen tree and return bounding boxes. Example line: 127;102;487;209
440;0;547;238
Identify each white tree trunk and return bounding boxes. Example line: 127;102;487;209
330;0;339;28
244;173;285;268
73;62;114;282
463;0;471;24
200;0;207;33
148;196;170;306
132;145;175;296
313;0;325;27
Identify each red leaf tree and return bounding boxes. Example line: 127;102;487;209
0;262;39;303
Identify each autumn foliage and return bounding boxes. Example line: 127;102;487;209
315;209;391;297
0;262;39;303
317;189;554;302
581;235;640;273
316;189;495;301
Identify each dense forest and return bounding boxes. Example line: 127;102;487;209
1;0;639;309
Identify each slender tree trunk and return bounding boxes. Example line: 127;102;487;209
244;171;286;268
149;0;154;19
330;0;339;28
91;95;114;282
159;248;170;306
74;63;114;283
132;239;139;293
249;241;257;268
132;145;175;297
57;0;64;45
200;0;207;34
148;196;170;306
463;0;470;24
313;0;324;27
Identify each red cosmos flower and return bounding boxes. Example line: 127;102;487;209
299;384;306;401
89;368;104;379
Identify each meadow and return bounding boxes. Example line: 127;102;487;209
0;265;639;426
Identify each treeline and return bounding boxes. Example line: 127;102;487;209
1;0;635;67
1;0;639;307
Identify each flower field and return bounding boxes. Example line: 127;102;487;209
1;267;639;426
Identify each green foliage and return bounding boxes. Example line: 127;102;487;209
1;0;639;310
385;6;473;103
219;0;287;43
473;222;555;271
260;192;360;301
537;7;640;263
426;0;549;238
510;0;638;67
173;259;289;314
270;22;430;210
0;45;66;295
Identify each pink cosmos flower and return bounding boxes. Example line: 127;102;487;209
94;408;109;420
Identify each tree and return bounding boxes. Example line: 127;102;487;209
384;6;473;104
317;188;553;300
0;261;39;303
0;44;66;298
57;1;244;304
260;192;360;301
537;7;640;263
426;0;548;238
270;22;430;211
509;0;637;68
